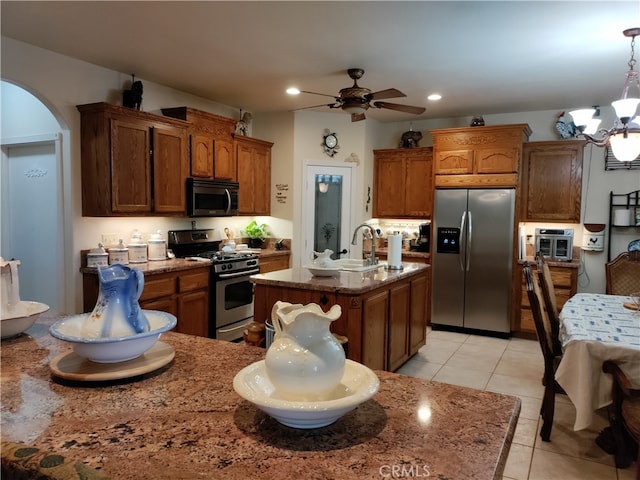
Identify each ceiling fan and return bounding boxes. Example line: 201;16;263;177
292;68;426;122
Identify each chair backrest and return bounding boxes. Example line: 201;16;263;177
535;252;563;355
606;252;640;296
523;262;557;365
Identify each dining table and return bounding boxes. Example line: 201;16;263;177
556;292;640;431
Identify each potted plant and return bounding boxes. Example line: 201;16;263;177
244;220;269;249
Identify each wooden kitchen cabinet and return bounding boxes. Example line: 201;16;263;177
236;136;273;215
77;103;189;216
515;262;577;338
431;124;531;188
259;253;290;273
161;106;237;181
82;266;210;337
521;140;584;223
373;147;433;218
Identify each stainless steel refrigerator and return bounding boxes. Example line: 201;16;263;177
431;189;515;335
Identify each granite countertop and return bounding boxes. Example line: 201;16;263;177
250;262;430;294
80;249;290;275
1;311;520;480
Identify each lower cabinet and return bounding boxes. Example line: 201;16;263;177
516;263;577;338
83;267;210;337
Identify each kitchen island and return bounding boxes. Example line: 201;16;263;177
1;311;520;480
251;263;430;371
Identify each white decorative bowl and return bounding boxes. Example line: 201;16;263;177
233;359;379;429
49;310;176;363
1;301;50;339
304;265;341;277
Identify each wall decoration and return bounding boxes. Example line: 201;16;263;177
322;129;339;157
276;183;289;204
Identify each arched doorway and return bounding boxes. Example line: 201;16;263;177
1;81;68;312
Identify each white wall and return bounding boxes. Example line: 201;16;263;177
2;35;639;310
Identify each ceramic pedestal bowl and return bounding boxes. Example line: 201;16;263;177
1;301;50;339
50;310;176;363
233;359;379;428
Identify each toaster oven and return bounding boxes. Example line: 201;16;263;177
534;228;574;261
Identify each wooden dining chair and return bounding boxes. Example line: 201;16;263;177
535;252;563;356
605;252;640;296
523;262;565;442
602;361;640;475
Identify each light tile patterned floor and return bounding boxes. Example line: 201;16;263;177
396;329;638;480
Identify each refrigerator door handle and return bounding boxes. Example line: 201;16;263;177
466;211;473;271
459;211;467;271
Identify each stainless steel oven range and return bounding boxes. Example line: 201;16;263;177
168;229;260;342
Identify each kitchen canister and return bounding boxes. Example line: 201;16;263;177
128;230;148;264
87;243;109;268
108;239;129;265
148;230;167;261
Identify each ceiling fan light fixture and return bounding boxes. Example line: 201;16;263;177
570;27;640;161
341;104;368;115
427;93;442;101
286;87;301;95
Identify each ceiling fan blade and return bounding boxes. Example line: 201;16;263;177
291;102;340;112
369;88;406;100
299;90;340;100
351;112;366;122
373;101;426;115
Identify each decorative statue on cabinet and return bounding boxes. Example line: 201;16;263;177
123;74;143;110
236;110;253;136
399;128;422;148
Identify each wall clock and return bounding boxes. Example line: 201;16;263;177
322;130;339;157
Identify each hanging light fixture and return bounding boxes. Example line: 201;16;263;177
570;27;640;162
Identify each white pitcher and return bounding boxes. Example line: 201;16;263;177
265;301;345;400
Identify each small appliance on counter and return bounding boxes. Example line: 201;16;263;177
534;228;574;261
410;222;430;252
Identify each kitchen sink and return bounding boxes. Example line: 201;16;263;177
333;258;387;272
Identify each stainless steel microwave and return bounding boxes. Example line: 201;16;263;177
187;178;239;217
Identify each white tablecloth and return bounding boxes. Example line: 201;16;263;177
556;293;640;431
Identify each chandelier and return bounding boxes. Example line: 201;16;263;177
570;27;640;162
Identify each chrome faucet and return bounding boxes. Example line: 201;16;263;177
351;223;378;266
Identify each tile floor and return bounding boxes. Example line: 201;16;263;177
396;328;637;480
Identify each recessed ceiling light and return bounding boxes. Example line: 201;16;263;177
286;87;300;95
427;94;442;101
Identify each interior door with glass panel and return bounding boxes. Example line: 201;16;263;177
303;165;352;264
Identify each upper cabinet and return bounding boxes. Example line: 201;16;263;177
161;107;237;181
235;136;273;216
521;140;584;223
77;103;189;216
373;147;433;218
431;124;531;188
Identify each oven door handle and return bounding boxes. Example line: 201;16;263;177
218;267;261;279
